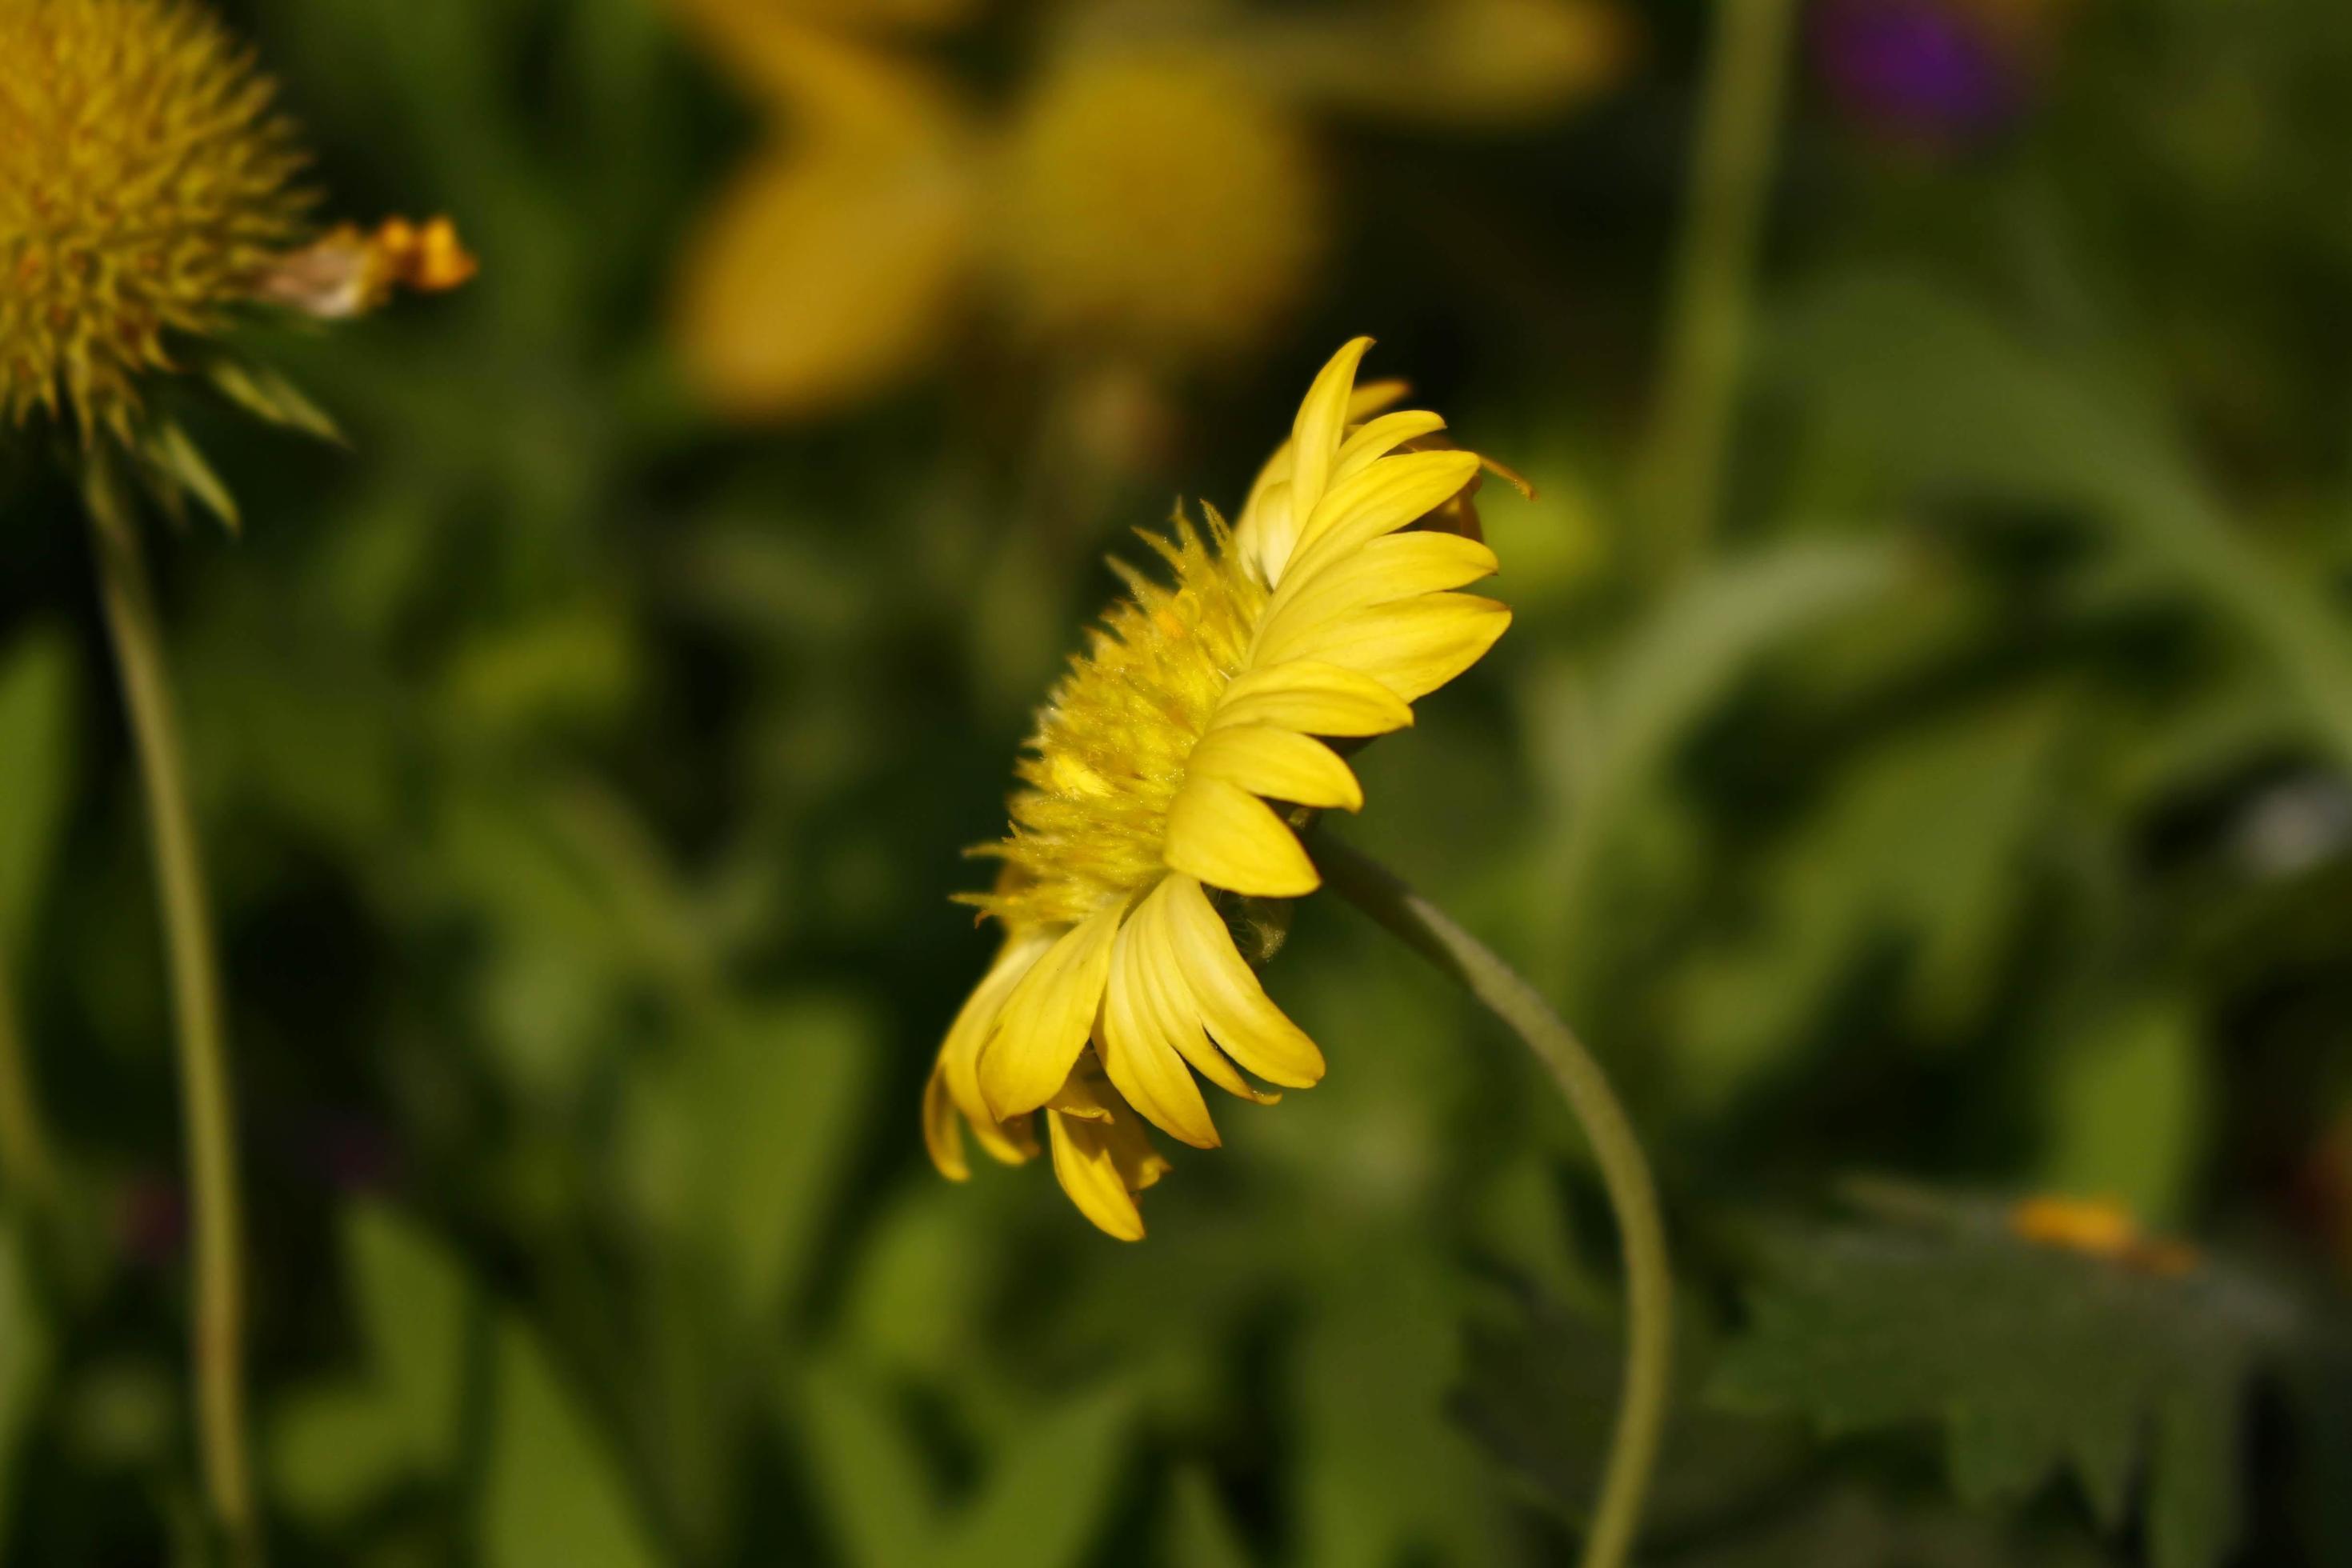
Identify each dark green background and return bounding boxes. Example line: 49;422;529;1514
3;1;2350;1562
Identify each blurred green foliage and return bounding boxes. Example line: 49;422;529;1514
4;0;2352;1564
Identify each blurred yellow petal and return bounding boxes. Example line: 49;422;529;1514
992;53;1328;361
661;0;974;107
670;42;978;421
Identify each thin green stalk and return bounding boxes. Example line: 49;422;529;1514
1637;0;1800;579
1317;839;1672;1568
84;463;259;1564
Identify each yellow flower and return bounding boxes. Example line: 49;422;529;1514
990;54;1325;362
925;339;1513;1238
660;0;1635;422
0;0;471;444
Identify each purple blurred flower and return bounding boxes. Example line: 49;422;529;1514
1813;0;2031;145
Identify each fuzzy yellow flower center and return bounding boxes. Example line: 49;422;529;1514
976;518;1266;930
992;54;1326;359
0;0;312;437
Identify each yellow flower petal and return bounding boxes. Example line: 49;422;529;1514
922;1059;967;1181
978;904;1122;1118
1235;375;1412;580
1242;478;1298;587
1101;913;1222;1148
1284;336;1377;550
935;932;1051;1166
1132;883;1279;1105
662;3;969;114
669;63;977;421
1208;659;1415;739
1163;778;1320;898
1162;876;1326;1088
1186;724;1363;811
1329;410;1448;487
1046;1074;1170;1242
1047;1108;1145;1240
1261;593;1512;703
1262;533;1500;650
1282;448;1484;584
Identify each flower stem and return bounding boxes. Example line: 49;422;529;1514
83;464;260;1564
1635;0;1799;580
1317;839;1671;1568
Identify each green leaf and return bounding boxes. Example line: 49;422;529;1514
1713;1186;2292;1568
0;628;76;962
1779;269;2352;770
271;1386;418;1523
267;1203;473;1523
1163;1464;1254;1568
622;996;874;1330
1453;1288;1809;1550
1665;1484;2110;1568
793;1359;943;1568
2038;1000;2206;1228
1290;1252;1513;1568
1522;540;1905;986
348;1204;470;1465
480;1315;666;1568
1670;696;2064;1108
931;1383;1138;1568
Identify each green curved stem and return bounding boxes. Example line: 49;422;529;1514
84;468;260;1565
1317;839;1672;1568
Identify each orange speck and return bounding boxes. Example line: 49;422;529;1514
2011;1194;2138;1258
2010;1194;2200;1277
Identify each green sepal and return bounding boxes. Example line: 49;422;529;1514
197;349;346;446
137;418;241;536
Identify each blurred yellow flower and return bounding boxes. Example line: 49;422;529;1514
994;54;1324;361
667;18;981;420
2010;1194;2199;1277
925;339;1514;1238
662;0;1633;422
0;0;471;444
